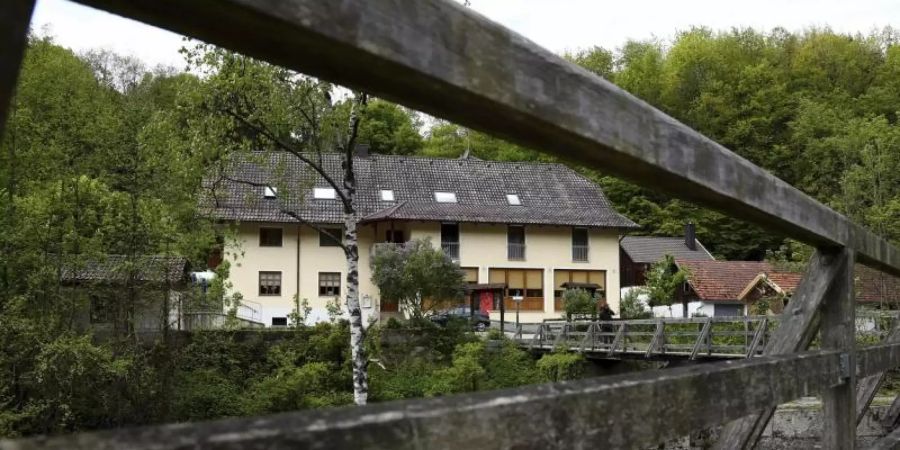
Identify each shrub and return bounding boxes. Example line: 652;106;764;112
171;368;243;421
620;288;652;319
536;350;584;382
563;289;597;320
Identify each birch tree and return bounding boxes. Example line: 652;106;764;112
180;43;373;404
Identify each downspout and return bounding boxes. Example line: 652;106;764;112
302;223;306;314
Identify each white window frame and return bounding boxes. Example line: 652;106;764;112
434;191;457;203
506;194;521;205
380;189;395;201
313;187;336;199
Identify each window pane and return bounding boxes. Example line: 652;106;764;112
319;272;342;296
380;189;394;201
440;223;459;242
259;227;283;247
320;228;343;247
588;271;605;286
488;268;505;284
507;270;525;289
572;271;588;283
572;228;588;246
272;317;287;326
526;269;542;288
507;225;525;244
264;187;277;198
506;194;521;205
462;267;479;283
554;270;569;289
259;272;282;296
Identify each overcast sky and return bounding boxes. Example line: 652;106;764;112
30;0;900;70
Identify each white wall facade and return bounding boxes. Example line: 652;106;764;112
226;221;622;326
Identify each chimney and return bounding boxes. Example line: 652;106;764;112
684;222;697;251
355;143;370;158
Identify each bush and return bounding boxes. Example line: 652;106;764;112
171;368;243;421
243;362;352;414
536;350;584;382
563;289;597;320
620;288;652;319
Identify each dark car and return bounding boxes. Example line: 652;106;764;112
429;306;491;331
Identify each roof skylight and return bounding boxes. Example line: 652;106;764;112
434;192;457;203
380;189;395;201
313;188;336;199
506;194;521;205
263;187;277;198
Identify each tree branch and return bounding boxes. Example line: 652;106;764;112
221;108;352;210
215;174;350;254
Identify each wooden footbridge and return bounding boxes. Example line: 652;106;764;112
513;314;897;361
4;0;900;448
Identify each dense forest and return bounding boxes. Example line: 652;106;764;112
2;26;900;436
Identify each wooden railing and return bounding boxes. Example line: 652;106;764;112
516;313;898;360
2;1;900;448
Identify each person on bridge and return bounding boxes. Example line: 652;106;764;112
598;301;615;343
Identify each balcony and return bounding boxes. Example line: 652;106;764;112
572;245;589;262
441;241;460;260
508;243;526;260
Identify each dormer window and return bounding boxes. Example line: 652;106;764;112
313;188;336;199
435;192;457;203
506;194;521;206
263;187;277;198
380;189;395;201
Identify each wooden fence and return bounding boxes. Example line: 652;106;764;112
2;0;900;448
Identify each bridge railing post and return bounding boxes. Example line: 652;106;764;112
821;248;856;449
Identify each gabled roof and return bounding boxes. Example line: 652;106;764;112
620;236;714;264
676;259;899;305
202;152;637;229
856;265;900;304
675;260;797;302
60;255;188;285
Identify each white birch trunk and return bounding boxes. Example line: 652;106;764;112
343;213;367;405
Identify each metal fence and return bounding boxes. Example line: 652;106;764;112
2;0;900;448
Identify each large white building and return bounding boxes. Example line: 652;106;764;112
205;150;637;326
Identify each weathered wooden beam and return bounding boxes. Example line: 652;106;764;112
821;248;856;449
0;349;849;450
884;396;900;432
691;317;712;360
714;250;845;449
745;317;767;358
0;0;35;139
857;319;900;425
855;342;900;379
65;0;900;276
868;426;900;450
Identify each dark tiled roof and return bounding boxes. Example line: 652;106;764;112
620;236;714;264
60;255;188;285
202;152;637;228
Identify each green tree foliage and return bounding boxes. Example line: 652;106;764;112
644;255;689;310
370;238;465;317
620;288;652;319
356;100;423;155
536;349;585;382
562;288;597;320
556;27;900;260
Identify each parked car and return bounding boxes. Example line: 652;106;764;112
429;306;491;331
